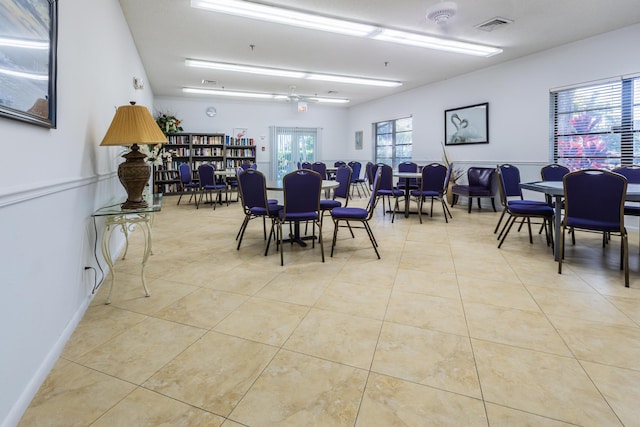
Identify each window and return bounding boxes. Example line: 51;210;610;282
270;126;319;181
375;116;412;168
550;76;640;170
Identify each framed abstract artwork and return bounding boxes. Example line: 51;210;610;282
0;0;58;128
444;102;488;145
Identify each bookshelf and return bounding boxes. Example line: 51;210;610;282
153;132;257;194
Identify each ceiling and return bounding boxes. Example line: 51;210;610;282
119;0;640;106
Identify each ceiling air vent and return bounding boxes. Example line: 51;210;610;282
475;17;513;32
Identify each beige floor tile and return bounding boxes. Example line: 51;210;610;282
385;290;468;336
356;373;487;427
20;195;640;425
313;280;391;319
581;361;640;427
527;286;636;326
465;302;572;356
473;339;621;426
77;317;206;384
92;387;224;426
284;308;382;369
213;296;309;346
484;403;576;426
458;275;540;312
61;304;147;360
144;332;277;416
549;315;640;370
229;350;367;426
108;277;201;315
372;322;481;398
256;272;329;306
18;361;136;427
153;287;248;329
394;268;460;299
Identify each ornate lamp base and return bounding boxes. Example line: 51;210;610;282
118;144;151;209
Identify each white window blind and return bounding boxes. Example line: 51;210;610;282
550;76;640;170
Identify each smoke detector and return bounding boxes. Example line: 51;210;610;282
426;1;458;25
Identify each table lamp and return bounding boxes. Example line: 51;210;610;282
100;102;167;209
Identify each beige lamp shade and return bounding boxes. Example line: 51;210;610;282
100;102;167;146
101;102;167;209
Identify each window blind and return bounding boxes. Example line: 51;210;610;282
550;75;640;170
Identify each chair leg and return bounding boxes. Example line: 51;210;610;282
364;221;381;259
236;215;250;250
498;215;516;248
494;209;507;234
558;225;565;274
417;196;423;224
331;218;339;257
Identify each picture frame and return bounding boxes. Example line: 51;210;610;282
0;0;58;128
444;102;488;145
355;130;363;150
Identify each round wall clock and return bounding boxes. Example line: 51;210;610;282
205;107;217;117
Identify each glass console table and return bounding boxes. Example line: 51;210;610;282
92;193;162;304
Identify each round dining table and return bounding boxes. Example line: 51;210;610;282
393;171;422;218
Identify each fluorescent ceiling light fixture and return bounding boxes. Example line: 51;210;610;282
0;37;48;50
191;0;502;57
373;29;502;57
185;87;349;103
0;67;48;80
185;59;305;79
191;0;376;37
185;59;402;88
183;87;275;99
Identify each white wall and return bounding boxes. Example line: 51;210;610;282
347;24;640;183
153;96;349;178
0;1;155;426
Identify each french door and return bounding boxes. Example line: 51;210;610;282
270;127;320;181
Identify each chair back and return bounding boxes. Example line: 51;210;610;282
420;163;448;194
365;162;375;187
497;164;524;198
311;162;327;179
612;165;640;183
334;161;346;167
348;161;362;182
376;163;395;191
541;164;570;181
563;169;627;231
398;161;418;188
178;163;193;184
197;164;215;187
365;167;383;219
301;161;312;170
333;165;352;201
282;169;322;215
237;169;269;210
240;162;255;170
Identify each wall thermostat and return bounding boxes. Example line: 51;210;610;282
205;107;217;117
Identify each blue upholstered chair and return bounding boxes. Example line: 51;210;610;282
301;161;312;170
374;163;404;222
278;169;324;266
197;164;227;210
541;164;570;181
320;165;351;227
612;165;640;216
496;165;554;249
236;169;283;254
409;163;452;224
311;161;328;180
397;161;419;191
176;163;200;207
330;166;382;259
494;164;549;234
451;167;498;213
559;169;629;287
347;161;368;198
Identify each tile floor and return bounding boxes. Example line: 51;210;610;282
18;192;640;426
